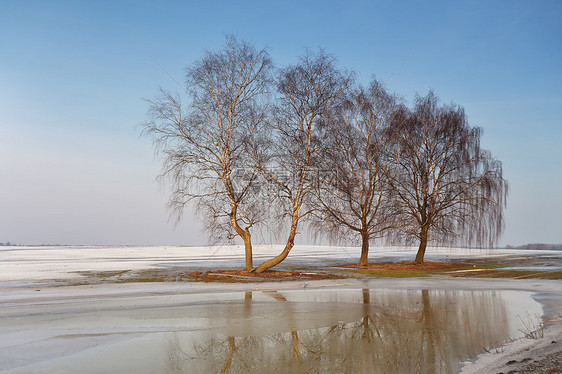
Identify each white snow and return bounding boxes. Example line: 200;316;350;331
3;244;556;286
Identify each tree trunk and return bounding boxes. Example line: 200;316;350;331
229;210;253;270
415;225;429;264
243;230;253;270
253;239;294;273
359;231;370;266
254;218;298;273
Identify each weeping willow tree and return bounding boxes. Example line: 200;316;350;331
388;92;508;263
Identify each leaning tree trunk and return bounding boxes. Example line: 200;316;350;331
414;225;429;264
254;238;295;273
359;231;370;266
254;218;298;273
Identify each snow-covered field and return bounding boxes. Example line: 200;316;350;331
1;245;560;373
3;244;560;287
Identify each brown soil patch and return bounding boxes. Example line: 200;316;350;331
340;261;473;271
187;269;344;282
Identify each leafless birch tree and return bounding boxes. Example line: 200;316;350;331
314;80;403;265
251;51;352;273
388;92;508;263
142;36;272;269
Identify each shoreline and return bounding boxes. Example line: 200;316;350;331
461;319;562;373
1;246;561;373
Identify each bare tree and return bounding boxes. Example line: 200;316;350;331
313;79;402;266
142;36;272;270
388;92;508;263
251;50;352;273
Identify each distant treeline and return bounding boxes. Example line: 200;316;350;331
0;242;14;246
506;243;562;250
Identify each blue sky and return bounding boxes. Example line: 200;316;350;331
1;0;561;246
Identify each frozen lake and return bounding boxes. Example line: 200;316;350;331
0;245;560;373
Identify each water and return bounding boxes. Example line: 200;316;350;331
0;286;542;374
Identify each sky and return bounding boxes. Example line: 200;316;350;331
1;0;561;246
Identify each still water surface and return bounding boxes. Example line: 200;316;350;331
1;287;542;374
162;289;538;374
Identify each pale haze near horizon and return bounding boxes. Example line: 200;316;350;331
1;1;561;247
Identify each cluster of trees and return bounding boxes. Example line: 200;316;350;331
143;36;508;272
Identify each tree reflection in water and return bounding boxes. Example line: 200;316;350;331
164;289;509;374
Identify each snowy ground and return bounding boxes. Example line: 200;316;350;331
0;245;561;373
2;244;561;287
